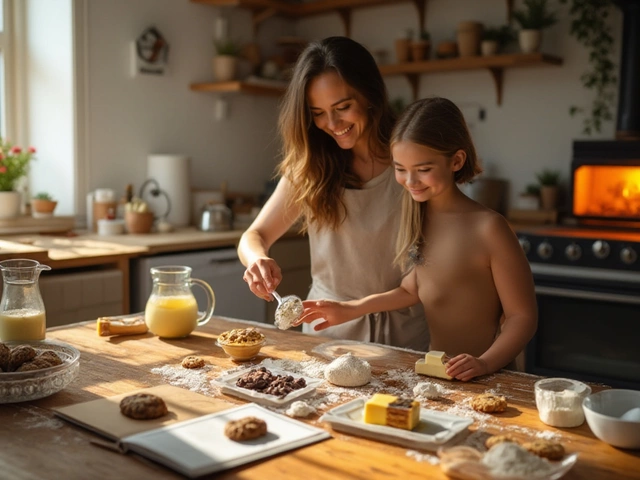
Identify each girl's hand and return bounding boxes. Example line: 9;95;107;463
295;300;357;331
242;257;282;301
445;354;489;382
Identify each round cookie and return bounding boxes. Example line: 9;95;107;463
324;353;371;387
37;350;63;366
522;440;565;460
120;393;168;420
485;434;520;449
224;416;268;441
471;393;508;413
9;345;37;371
181;355;205;369
0;343;10;371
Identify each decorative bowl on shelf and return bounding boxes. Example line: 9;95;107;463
0;340;81;403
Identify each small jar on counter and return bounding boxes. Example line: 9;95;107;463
535;377;592;427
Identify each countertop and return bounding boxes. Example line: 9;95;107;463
1;318;638;479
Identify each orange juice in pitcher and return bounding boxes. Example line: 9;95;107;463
144;266;215;338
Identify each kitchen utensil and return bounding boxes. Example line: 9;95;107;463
583;389;640;449
272;290;303;330
144;266;216;338
199;202;232;232
0;259;51;341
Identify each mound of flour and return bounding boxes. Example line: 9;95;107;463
324;353;371;387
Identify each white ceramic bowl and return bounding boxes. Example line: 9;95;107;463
583;389;640;449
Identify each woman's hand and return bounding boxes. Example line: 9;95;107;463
295;299;358;331
242;257;282;301
445;354;489;382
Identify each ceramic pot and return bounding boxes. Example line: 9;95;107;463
31;199;58;218
457;21;483;57
410;40;430;62
0;191;22;219
519;29;542;54
212;55;237;82
481;40;498;56
540;185;559;210
395;38;411;63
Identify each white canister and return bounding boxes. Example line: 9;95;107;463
147;154;191;227
97;218;125;236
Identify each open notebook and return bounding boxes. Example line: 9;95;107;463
54;385;330;478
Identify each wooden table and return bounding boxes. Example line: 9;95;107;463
2;318;639;479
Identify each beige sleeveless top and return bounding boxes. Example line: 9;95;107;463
303;167;430;351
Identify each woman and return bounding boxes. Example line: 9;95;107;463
238;37;429;350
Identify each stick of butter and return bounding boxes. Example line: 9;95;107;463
415;350;453;380
97;314;148;337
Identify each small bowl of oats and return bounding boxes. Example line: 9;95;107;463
216;327;266;361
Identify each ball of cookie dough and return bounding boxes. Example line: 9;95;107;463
324;353;371;387
224;416;268;441
181;355;205;369
120;393;168;420
471;393;508;413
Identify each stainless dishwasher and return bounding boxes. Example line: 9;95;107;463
131;248;266;323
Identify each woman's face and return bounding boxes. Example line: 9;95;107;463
392;141;464;203
306;70;370;151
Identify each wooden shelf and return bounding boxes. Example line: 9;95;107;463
191;0;514;37
378;52;563;105
190;80;286;96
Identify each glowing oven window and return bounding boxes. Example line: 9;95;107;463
574;165;640;218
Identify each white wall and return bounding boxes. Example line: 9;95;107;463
27;0;622;217
296;0;622;205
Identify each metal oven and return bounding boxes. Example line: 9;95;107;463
518;140;640;390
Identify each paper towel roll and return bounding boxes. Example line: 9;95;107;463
147;154;191;227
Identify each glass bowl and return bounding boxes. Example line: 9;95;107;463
216;338;266;361
0;340;81;403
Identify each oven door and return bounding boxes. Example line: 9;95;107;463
526;264;640;390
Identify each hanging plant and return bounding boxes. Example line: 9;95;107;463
560;0;616;135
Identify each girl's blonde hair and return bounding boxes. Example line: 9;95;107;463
277;36;395;232
392;97;483;269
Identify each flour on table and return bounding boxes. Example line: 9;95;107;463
286;400;316;418
151;364;217;395
407;450;440;465
482;442;553;476
324;353;371;387
413;381;445;399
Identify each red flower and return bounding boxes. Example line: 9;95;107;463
0;166;7;174
28;147;36;153
10;146;21;154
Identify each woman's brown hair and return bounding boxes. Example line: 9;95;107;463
277;36;395;231
391;96;483;269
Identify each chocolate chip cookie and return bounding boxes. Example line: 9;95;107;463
224;416;268;441
120;393;168;420
8;345;37;371
181;355;205;369
470;393;508;413
485;434;520;449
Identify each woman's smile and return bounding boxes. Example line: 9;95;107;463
334;124;354;137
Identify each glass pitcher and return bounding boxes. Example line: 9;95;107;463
144;265;215;338
0;259;51;342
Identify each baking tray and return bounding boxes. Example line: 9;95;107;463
320;398;473;451
214;367;323;407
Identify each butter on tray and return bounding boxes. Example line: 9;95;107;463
415;351;453;380
97;313;148;337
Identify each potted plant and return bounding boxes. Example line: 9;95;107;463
516;183;541;210
213;38;242;82
559;0;615;135
395;29;414;64
410;30;431;62
0;137;37;219
513;0;558;53
31;192;58;218
481;25;515;56
536;168;561;210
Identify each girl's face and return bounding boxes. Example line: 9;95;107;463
392;141;465;203
306;70;370;151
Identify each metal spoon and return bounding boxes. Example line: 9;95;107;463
272;290;304;330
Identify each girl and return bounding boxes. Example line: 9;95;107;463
299;97;538;381
238;37;429;350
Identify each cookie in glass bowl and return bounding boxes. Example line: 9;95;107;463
216;327;266;361
0;340;80;403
